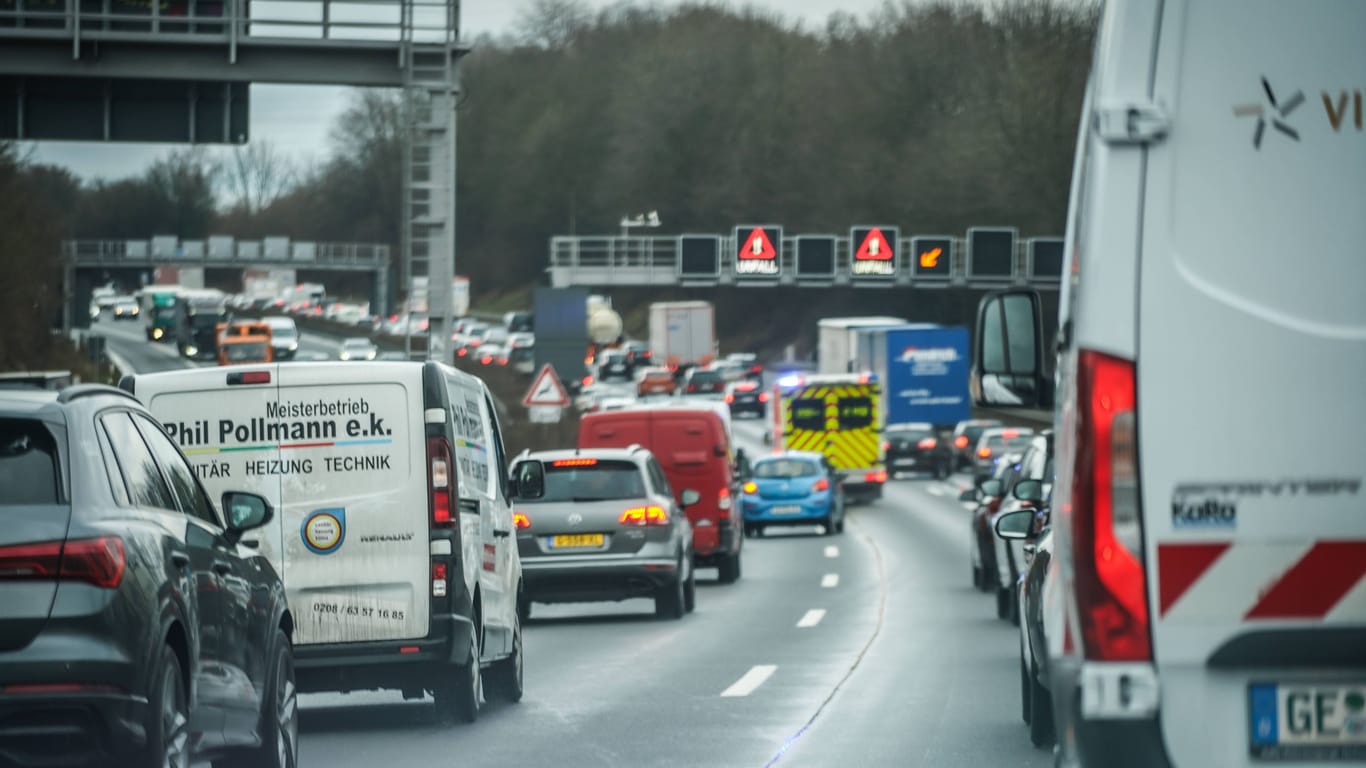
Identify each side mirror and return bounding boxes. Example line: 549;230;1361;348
511;460;545;501
972;290;1051;409
979;479;1003;498
222;492;273;536
1012;478;1044;504
958;489;978;502
680;489;701;508
994;509;1035;541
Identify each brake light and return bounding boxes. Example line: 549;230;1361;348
864;470;887;484
977;447;991;458
1070;350;1150;662
750;365;763;374
427;437;455;528
0;537;125;589
513;512;531;529
468;339;481;348
480;355;493;365
743;481;758;494
457;348;467;357
718;487;732;510
955;435;969;449
432;562;448;597
552;458;598;467
1002;429;1019;438
813;478;830;492
918;437;937;450
724;394;734;404
881;441;891;452
619;506;669;526
582;376;594;387
758;392;769;403
226;370;271;386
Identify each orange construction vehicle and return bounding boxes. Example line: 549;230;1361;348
216;321;274;366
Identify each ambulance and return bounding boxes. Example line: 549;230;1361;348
771;373;886;502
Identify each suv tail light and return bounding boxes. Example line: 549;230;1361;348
427;437;455;528
977;447;991;458
1071;350;1150;662
758;392;769;403
620;506;669;526
918;437;938;450
0;537;125;589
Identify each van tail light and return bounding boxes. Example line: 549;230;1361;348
620;506;669;526
513;513;530;529
955;435;970;449
977;447;991;459
427;437;455;528
0;537;125;589
432;562;448;597
743;481;758;494
918;437;937;450
813;478;830;492
718;487;732;510
1070;350;1150;662
864;470;887;484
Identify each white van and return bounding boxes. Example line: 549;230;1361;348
122;361;546;723
973;1;1366;766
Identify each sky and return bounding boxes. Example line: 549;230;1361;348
29;0;885;183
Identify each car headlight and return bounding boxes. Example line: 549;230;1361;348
288;342;298;351
185;345;198;357
340;352;351;360
131;308;139;315
366;351;377;360
153;328;163;339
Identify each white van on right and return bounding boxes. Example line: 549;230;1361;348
972;1;1366;765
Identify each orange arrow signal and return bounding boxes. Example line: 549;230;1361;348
919;247;942;269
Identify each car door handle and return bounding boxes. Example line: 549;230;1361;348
213;562;232;576
240;538;260;550
493;529;511;539
171;552;190;568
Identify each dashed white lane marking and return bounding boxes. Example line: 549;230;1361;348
721;665;778;697
821;573;840;589
927;485;947;497
823;545;839;558
797;609;827;628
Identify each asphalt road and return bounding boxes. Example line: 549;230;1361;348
100;328;1052;767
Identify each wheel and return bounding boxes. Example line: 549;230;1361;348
432;624;480;723
483;615;523;704
835;517;845;534
683;566;697;613
744;523;756;538
717;551;741;584
655;572;685;619
823;514;837;536
214;629;298;768
1020;648;1033;725
1029;666;1055;748
140;645;190;768
517;593;532;624
1010;592;1021;626
996;587;1012;620
972;564;984;590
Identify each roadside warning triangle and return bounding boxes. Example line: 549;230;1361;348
855;228;893;261
738;228;777;261
523;364;571;407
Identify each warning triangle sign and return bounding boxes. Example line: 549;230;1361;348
738;228;777;261
855;228;893;261
523;364;571;407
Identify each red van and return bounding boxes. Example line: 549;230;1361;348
579;405;743;583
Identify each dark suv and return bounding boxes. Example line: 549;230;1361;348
0;384;294;768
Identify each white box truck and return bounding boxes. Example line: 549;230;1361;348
649;301;715;369
817;317;907;375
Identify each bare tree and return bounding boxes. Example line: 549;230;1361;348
223;141;296;214
517;0;591;48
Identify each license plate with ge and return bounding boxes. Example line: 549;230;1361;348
1250;682;1366;761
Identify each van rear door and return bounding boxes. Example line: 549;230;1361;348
651;411;731;553
271;364;430;645
1138;2;1366;763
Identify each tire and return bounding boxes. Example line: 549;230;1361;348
140;645;190;768
996;587;1012;620
432;624;480;724
214;629;298;768
1029;667;1056;748
517;593;532;624
483;616;523;704
655;573;686;620
744;523;756;538
835;517;845;534
683;566;697;613
972;564;984;590
717;551;741;584
1010;592;1021;627
823;514;837;536
1020;648;1033;726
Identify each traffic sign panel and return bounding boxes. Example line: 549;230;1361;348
967;227;1017;280
523;364;571;407
850;227;898;279
734;225;782;278
911;236;954;280
795;236;836;280
679;235;721;279
1029;238;1064;281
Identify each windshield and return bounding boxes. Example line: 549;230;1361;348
525;460;646;503
753;458;819;479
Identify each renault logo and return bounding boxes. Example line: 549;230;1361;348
1233;76;1304;150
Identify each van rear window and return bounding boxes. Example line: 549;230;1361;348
790;399;825;431
838;397;874;430
0;419;60;505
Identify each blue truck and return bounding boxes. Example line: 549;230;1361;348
851;323;971;429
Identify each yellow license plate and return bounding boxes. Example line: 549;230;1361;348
552;534;604;549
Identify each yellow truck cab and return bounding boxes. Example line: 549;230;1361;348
771;373;885;502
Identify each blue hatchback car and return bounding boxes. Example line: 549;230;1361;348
741;451;845;537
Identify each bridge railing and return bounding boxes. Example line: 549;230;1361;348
64;238;390;268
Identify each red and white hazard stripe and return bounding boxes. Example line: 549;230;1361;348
1158;540;1366;622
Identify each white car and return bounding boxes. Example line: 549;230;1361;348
974;2;1366;766
124;360;539;722
261;315;300;361
338;337;378;361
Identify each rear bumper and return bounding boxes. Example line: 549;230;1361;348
886;451;946;471
294;613;474;694
0;690;149;767
742;497;832;524
1053;660;1172;768
523;557;679;603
